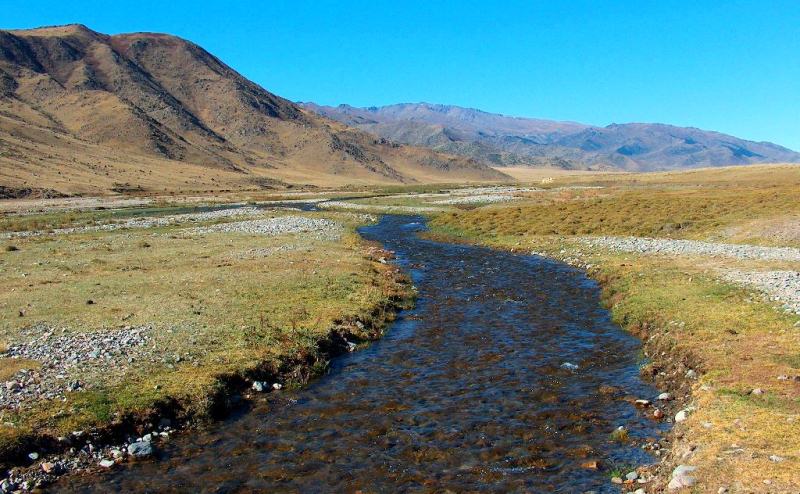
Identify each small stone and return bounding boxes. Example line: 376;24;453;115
777;375;789;381
675;410;689;423
580;460;600;470
669;465;697;490
657;392;671;401
750;388;764;396
110;449;123;459
41;462;57;474
99;459;115;468
27;452;39;460
142;433;152;443
685;369;698;379
769;455;784;462
127;441;153;458
86;299;95;305
634;489;646;494
653;409;664;419
5;381;20;392
560;362;579;371
634;399;650;407
272;383;283;390
718;488;728;494
251;381;267;392
626;471;639;481
611;476;623;484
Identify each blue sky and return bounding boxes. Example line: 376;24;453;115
4;1;799;149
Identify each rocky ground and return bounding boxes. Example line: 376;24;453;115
722;270;800;316
2;206;266;239
432;193;520;204
1;325;163;412
318;201;444;213
579;236;800;262
187;216;343;239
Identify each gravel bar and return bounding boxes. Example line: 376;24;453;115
722;270;800;315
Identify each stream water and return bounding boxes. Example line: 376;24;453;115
56;214;664;493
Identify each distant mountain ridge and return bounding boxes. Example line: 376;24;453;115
301;102;800;171
0;25;506;196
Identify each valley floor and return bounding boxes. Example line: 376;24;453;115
0;164;797;492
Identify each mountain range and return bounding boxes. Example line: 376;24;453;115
0;25;505;197
301;103;800;171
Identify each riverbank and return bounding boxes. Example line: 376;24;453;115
428;166;800;493
0;205;414;490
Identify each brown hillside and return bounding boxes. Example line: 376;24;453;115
0;25;507;196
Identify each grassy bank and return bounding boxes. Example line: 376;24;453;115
0;207;413;467
428;165;800;492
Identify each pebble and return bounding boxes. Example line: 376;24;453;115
657;392;671;401
27;452;38;461
675;410;689;423
626;471;639;481
750;388;764;396
560;362;579;371
251;381;267;392
685;369;698;379
272;383;283;390
99;459;115;468
634;399;650;407
611;476;623;484
769;455;785;462
653;409;664;419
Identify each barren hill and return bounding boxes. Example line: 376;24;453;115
302;102;800;171
0;25;507;196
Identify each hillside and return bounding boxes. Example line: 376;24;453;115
0;25;507;197
301;103;800;171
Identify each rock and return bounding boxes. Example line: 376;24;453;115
41;461;58;474
634;399;650;407
668;465;697;490
611;476;623;484
86;299;95;305
718;487;728;493
27;452;39;460
633;489;646;494
110;449;124;459
142;433;152;443
675;410;689;423
657;392;671;401
5;381;20;392
272;383;283;390
653;409;664;419
750;388;764;396
99;459;115;468
626;471;639;481
127;441;153;458
580;460;600;470
251;381;267;392
560;362;579;371
769;455;785;462
685;369;698;379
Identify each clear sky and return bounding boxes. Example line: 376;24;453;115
4;1;799;149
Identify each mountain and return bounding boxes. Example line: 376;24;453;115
0;26;507;197
301;103;800;171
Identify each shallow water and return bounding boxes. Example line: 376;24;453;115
57;215;664;493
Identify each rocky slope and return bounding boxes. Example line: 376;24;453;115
302;103;800;171
0;26;506;196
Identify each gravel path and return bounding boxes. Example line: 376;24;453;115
722;270;800;315
3;206;266;238
579;236;800;262
189;216;341;239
